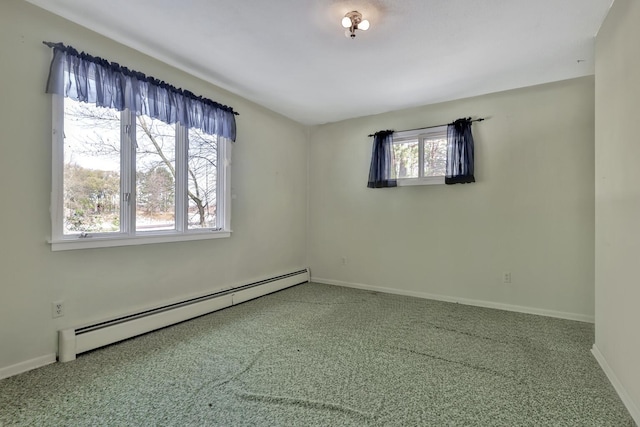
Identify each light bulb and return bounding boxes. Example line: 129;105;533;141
341;16;352;28
358;19;370;31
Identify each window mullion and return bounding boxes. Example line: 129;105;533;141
120;110;136;235
175;124;188;232
418;136;425;178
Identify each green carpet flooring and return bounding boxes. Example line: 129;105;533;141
0;283;635;426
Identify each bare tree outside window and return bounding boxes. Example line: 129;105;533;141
187;128;217;229
62;98;218;235
135;116;176;231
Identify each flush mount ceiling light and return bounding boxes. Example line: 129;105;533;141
341;11;370;39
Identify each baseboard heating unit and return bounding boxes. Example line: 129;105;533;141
58;269;309;362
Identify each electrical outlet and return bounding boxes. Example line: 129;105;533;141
52;301;64;318
502;272;512;284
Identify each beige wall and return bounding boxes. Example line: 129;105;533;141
595;0;640;420
308;77;595;320
0;0;308;372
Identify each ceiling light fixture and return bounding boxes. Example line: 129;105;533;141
341;11;369;39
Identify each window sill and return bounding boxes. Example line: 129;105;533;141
49;230;231;251
396;176;445;186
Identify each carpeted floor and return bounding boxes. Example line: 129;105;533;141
0;283;635;426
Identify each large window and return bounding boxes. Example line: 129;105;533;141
52;96;231;250
392;126;447;185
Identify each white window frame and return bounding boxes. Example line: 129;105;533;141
50;94;232;251
393;125;447;186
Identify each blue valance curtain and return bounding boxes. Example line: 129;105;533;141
367;130;397;188
445;118;475;184
44;42;237;141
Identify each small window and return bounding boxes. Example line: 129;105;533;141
392;126;447;185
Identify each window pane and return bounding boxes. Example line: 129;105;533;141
423;138;447;177
63;98;121;235
187;128;218;229
393;140;419;178
135;115;176;232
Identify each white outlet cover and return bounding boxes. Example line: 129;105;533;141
52;301;64;318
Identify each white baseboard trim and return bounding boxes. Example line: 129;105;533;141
1;270;310;377
0;354;56;380
591;344;640;425
312;277;594;323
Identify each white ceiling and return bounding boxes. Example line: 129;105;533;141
26;0;612;125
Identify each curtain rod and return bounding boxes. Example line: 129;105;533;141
367;117;485;137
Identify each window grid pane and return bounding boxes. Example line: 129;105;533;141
423;137;447;177
135;115;176;232
62;98;122;235
187;128;218;229
393;139;419;179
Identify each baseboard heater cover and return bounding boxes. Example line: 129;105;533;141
58;269;309;363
